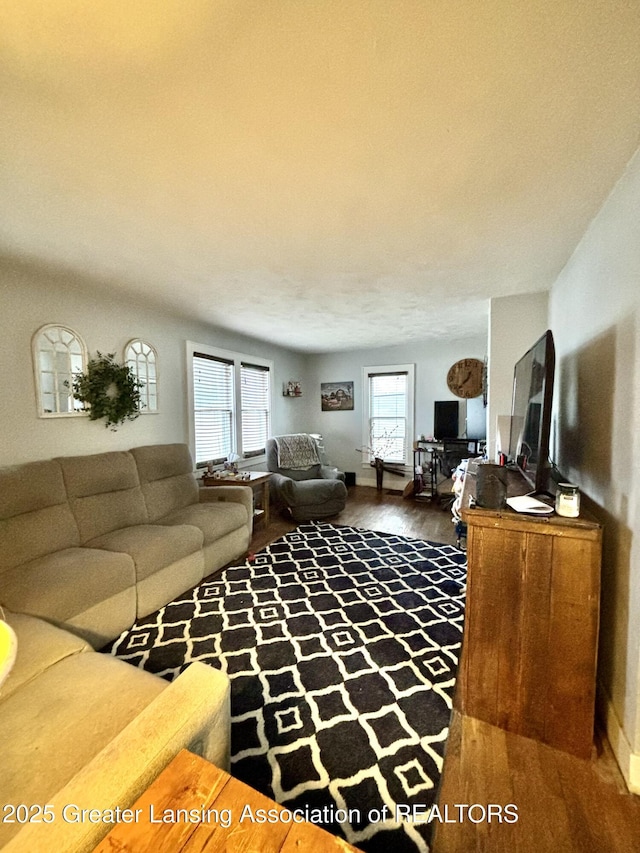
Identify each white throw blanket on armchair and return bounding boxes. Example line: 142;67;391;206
274;434;321;470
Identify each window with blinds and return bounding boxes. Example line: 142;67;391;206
368;372;408;463
362;363;415;467
193;353;234;464
241;362;270;457
188;343;273;467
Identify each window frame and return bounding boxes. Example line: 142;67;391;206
361;363;415;467
32;324;88;418
186;341;273;468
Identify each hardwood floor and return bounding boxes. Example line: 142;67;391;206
432;712;640;853
250;482;459;553
249;485;640;853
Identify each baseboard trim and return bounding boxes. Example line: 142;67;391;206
598;683;640;793
358;474;413;490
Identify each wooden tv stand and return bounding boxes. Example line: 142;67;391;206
455;464;602;759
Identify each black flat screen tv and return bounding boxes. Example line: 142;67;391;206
434;400;459;440
508;330;555;495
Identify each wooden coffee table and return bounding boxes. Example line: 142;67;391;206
93;750;361;852
202;472;272;528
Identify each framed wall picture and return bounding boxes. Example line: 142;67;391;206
321;381;354;411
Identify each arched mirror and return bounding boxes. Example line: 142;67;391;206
124;339;158;413
32;324;87;416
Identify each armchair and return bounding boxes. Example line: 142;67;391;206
266;435;347;522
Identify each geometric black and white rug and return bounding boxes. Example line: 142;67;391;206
106;522;466;852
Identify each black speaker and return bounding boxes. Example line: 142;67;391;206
434;401;459;440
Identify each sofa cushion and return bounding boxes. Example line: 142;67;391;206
131;443;199;521
0;460;80;571
0;610;91;701
0;548;136;622
133;442;195;484
88;524;204;582
56;451;148;542
0;652;165;846
279;464;323;481
0;547;135;624
0;459;68;518
158;502;249;545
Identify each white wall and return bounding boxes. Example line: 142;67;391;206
487;291;549;461
0;257;308;466
549;147;640;789
302;335;487;487
0;254;488;480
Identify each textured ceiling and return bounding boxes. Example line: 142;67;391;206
1;1;639;353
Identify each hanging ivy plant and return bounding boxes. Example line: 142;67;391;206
71;352;143;430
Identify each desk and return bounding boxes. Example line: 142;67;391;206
202;472;271;528
93;749;361;852
413;439;481;501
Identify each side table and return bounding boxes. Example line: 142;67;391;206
201;472;271;528
93;749;362;852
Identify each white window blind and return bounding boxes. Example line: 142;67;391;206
241;362;270;457
193;353;234;464
368;371;408;463
188;342;273;468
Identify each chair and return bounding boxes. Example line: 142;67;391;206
266;435;347;522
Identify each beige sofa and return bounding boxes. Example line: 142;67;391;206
0;443;252;851
0;609;230;852
0;442;252;647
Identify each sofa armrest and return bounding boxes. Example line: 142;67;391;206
198;484;252;513
198;484;253;533
4;662;230;853
267;471;289;489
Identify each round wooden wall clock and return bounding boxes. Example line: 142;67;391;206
447;358;484;399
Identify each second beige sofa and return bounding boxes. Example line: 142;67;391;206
0;608;230;852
